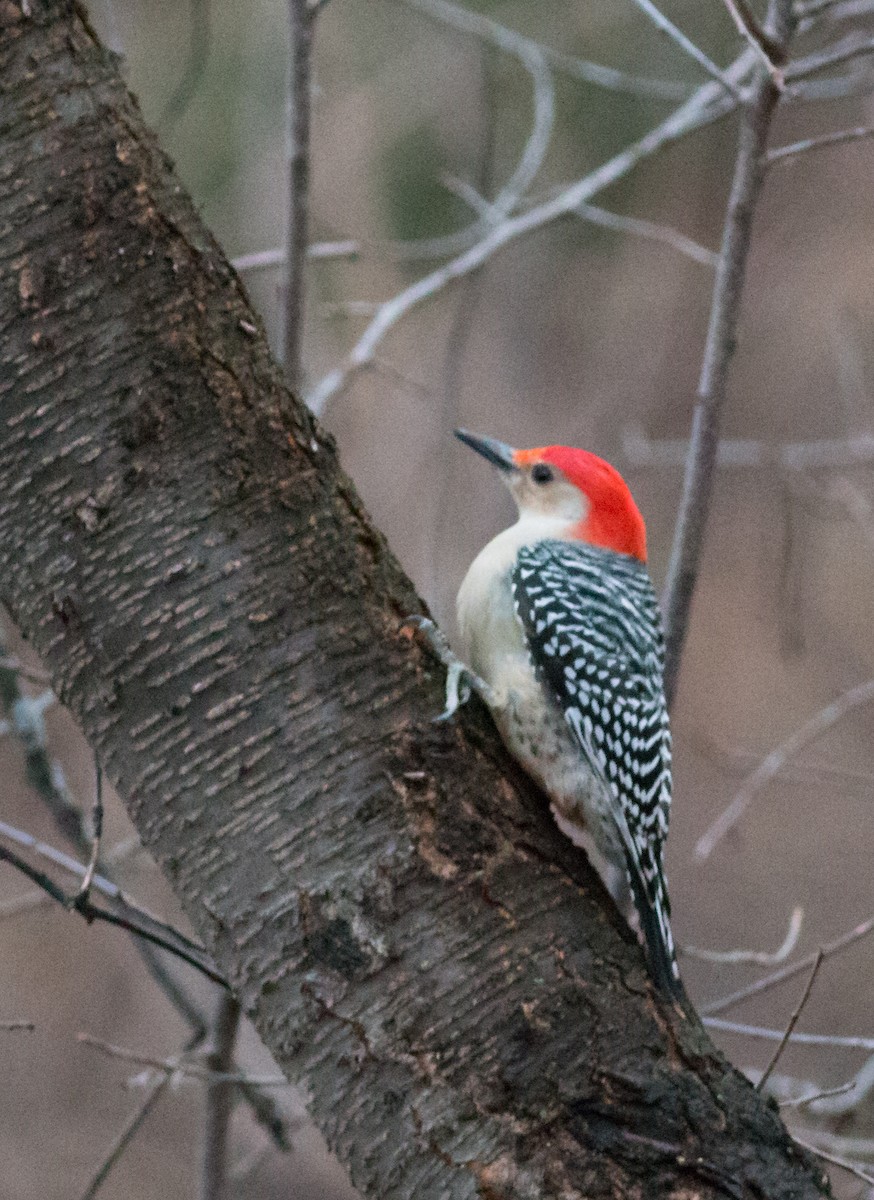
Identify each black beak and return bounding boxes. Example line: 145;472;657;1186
454;429;518;472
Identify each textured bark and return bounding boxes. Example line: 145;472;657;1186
0;5;830;1199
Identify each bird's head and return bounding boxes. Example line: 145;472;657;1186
455;428;647;563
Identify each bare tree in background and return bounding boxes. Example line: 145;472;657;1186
3;1;874;1197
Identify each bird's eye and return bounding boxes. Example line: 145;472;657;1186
531;463;553;485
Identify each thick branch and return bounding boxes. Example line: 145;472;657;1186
0;5;828;1198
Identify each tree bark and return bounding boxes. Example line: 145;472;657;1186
0;4;829;1198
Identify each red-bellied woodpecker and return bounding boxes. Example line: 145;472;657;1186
411;429;681;998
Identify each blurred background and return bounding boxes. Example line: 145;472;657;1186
3;0;874;1195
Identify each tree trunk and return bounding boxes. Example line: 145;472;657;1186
0;4;829;1197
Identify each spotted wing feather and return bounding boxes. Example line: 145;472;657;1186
512;539;679;996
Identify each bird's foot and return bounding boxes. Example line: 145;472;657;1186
403;616;497;721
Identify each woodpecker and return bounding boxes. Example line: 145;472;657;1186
412;429;681;998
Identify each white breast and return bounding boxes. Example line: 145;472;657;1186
456;514;572;707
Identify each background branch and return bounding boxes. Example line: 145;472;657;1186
661;1;796;705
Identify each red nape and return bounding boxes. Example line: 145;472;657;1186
515;445;648;562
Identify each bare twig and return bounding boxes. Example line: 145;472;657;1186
0;1018;35;1030
779;1080;857;1108
0;642;216;1038
575;202;719;267
307;50;756;413
79;1032;203;1200
757;949;824;1091
283;0;314;392
78;1032;289;1087
0;824;226;986
397;0;690;102
201;994;243;1200
792;62;874;100
798;1132;874;1160
407;0;555;220
627;0;743;96
797;0;874;20
701;913;874;1015
232;242;360;273
384;0;554;265
707;1016;874;1051
787;33;874;80
721;0;789;75
661;2;795;707
792;1136;874;1187
801;1055;874;1114
682;906;803;964
767;124;874;163
694;678;874;861
539;44;689;101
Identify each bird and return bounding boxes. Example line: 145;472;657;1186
409;429;681;998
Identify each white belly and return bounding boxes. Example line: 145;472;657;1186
456;528;621;867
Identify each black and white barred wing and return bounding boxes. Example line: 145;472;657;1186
512;539;679;996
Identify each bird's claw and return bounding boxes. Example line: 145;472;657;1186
403;614;491;721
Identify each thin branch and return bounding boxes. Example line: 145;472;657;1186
800;1055;874;1115
779;1080;857;1108
791;62;874;100
793;1130;874;1161
682;906;803;965
797;0;874;19
627;0;743;97
201;994;242;1200
701;913;874;1016
661;3;795;706
307;50;757;413
694;679;874;861
0;1018;35;1030
0;826;226;986
386;0;555;264
232;242;360;273
792;1136;874;1187
574;202;719;267
397;0;690;102
79;1032;203;1200
283;0;314;393
0;639;220;1043
786;33;874;80
757;949;824;1091
539;44;690;101
706;1016;874;1051
766;124;874;162
78;1032;289;1087
721;0;789;76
